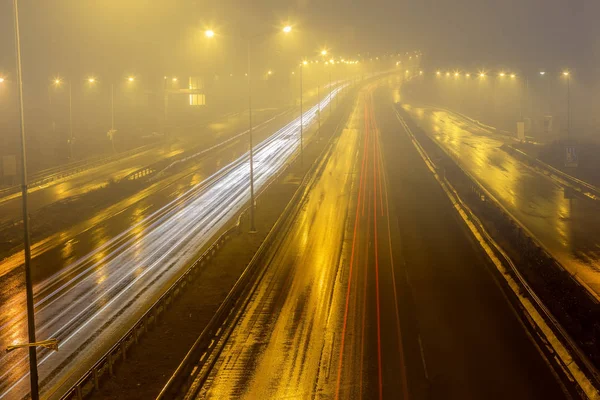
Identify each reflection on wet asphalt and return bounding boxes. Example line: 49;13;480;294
0;90;342;400
407;105;600;297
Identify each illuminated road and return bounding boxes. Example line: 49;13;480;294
0;88;343;400
0;109;285;228
192;83;563;399
403;104;600;300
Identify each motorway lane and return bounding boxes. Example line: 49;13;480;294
403;104;600;299
0;109;286;227
194;81;565;399
377;86;565;399
0;88;344;400
195;84;405;400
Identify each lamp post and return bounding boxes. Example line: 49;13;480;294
52;78;75;159
207;25;293;233
300;60;307;167
563;71;571;139
12;0;39;398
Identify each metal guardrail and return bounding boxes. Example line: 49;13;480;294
0;111;254;198
396;109;600;398
0;143;159;199
504;145;600;201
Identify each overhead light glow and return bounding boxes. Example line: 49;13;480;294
205;30;215;38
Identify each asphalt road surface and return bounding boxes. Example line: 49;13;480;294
0;109;287;227
403;104;600;300
0;88;344;400
194;81;565;399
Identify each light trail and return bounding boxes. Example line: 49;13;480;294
0;87;345;400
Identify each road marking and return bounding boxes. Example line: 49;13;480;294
418;335;429;381
373;95;410;399
370;94;384;400
335;94;371;400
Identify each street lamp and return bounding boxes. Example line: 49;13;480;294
11;0;40;398
0;77;4;83
563;70;571;139
205;29;215;38
50;78;75;159
299;60;308;167
208;24;294;232
88;77;96;84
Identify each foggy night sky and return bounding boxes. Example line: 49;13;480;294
0;0;598;82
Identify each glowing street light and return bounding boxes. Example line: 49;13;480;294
454;72;460;77
172;77;178;82
563;70;571;138
479;72;486;78
208;24;297;232
0;77;4;83
510;74;516;79
466;73;471;78
445;72;450;77
499;72;506;77
321;49;328;56
88;77;96;83
127;76;135;82
436;71;441;76
302;60;308;66
539;71;546;76
205;29;215;38
267;70;273;75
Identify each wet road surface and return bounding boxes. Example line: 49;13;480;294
194;81;564;399
0;89;343;400
404;104;600;300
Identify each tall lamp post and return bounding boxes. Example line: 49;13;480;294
207;25;293;233
12;0;39;398
52;78;75;160
563;71;571;139
300;60;307;167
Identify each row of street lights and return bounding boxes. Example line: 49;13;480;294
431;69;571;79
429;68;572;137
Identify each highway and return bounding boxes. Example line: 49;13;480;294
191;81;564;399
0;108;293;280
402;104;600;300
0;109;287;227
0;88;343;400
